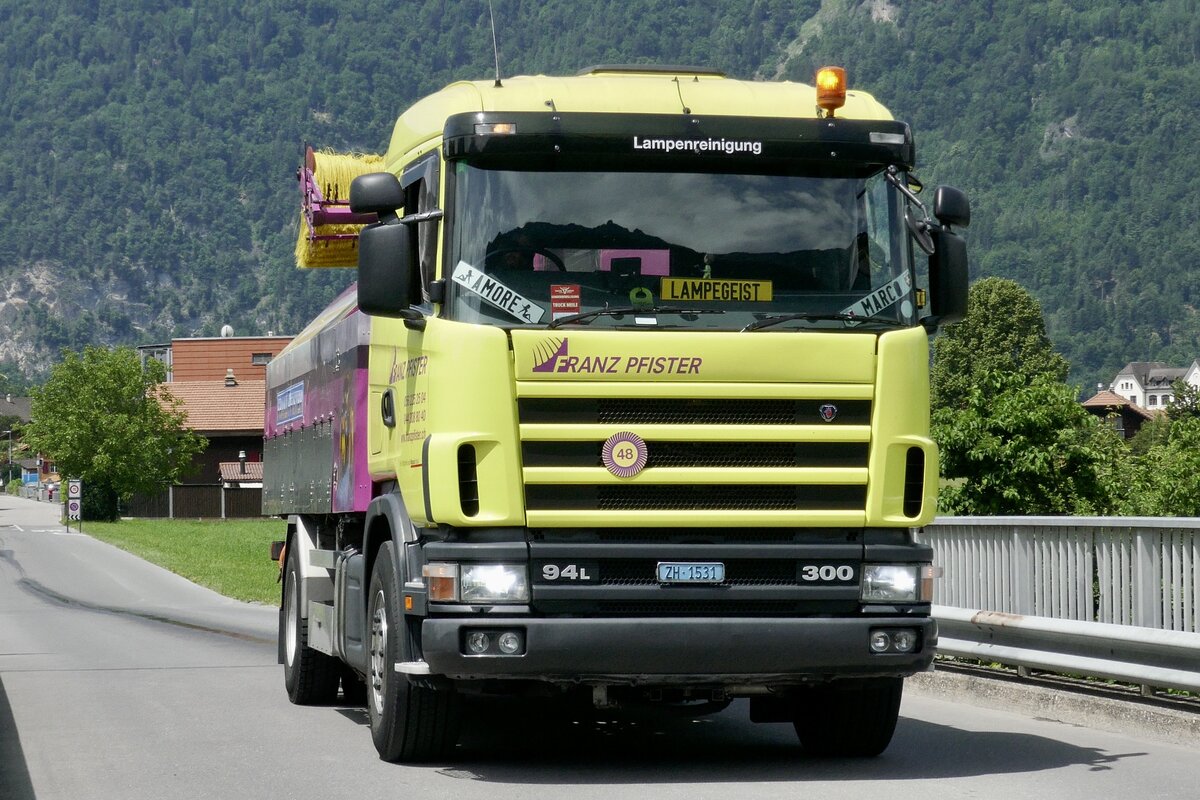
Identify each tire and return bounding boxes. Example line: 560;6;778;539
282;542;340;704
367;541;461;762
793;678;903;757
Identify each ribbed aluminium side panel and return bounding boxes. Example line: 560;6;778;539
263;287;372;515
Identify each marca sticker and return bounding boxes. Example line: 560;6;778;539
661;278;773;302
452;261;545;324
841;272;913;318
550;284;581;319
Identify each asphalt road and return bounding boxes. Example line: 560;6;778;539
3;494;1199;800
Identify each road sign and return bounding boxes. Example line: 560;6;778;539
67;480;82;524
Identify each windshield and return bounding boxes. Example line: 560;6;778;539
446;164;915;330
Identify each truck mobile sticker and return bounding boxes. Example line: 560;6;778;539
549;284;581;319
661;277;774;302
452;261;546;324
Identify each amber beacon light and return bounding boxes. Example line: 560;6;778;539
815;66;847;115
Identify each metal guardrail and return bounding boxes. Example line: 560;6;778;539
922;518;1200;693
934;605;1200;693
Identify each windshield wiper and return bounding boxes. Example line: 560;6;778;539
546;306;725;329
741;312;905;332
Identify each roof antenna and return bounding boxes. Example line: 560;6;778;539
488;0;503;87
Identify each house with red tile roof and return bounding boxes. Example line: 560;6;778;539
133;335;292;516
1082;388;1155;439
146;334;289;478
165;375;268;484
219;459;263;487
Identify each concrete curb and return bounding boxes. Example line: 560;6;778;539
907;666;1200;748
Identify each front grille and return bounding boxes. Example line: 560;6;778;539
518;386;872;522
528;540;864;616
525;484;867;512
519;397;871;425
522;441;868;469
532;528;828;544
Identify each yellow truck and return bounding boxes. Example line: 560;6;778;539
266;64;970;761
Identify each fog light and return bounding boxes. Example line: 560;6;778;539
497;631;523;654
892;629;918;653
869;630;892;653
466;631;490;654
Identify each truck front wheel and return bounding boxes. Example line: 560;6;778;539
282;542;340;704
367;541;461;762
793;677;903;757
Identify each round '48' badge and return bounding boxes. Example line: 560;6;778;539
602;431;648;478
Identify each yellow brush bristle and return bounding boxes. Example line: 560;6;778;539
295;150;385;268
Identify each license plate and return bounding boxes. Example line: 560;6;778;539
657;562;725;584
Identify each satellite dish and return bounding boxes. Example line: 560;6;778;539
220;325;234;337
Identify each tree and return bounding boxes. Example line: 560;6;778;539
24;347;206;520
1166;378;1200;421
1118;415;1200;516
934;370;1123;515
1126;409;1170;456
931;278;1070;411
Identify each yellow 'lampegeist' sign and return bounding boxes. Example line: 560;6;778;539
660;278;773;302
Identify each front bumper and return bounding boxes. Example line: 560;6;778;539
420;615;936;684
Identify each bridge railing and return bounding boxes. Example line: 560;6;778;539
919;517;1200;693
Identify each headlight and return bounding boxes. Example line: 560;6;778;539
424;563;531;604
460;564;530;603
861;564;920;603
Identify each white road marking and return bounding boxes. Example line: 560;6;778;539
31;528;83;536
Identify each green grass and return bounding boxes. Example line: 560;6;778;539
83;518;287;605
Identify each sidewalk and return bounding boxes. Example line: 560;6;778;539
908;664;1200;748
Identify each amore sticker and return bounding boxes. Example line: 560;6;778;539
452;261;546;324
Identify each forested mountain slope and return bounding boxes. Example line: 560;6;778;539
788;0;1200;391
0;0;1196;392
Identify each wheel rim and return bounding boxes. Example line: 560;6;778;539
368;588;388;715
285;568;298;668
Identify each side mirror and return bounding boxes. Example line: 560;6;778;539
933;185;970;229
927;227;968;327
350;172;405;219
358;221;415;317
352;172;419;318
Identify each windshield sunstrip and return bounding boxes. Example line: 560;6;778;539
443;112;914;172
